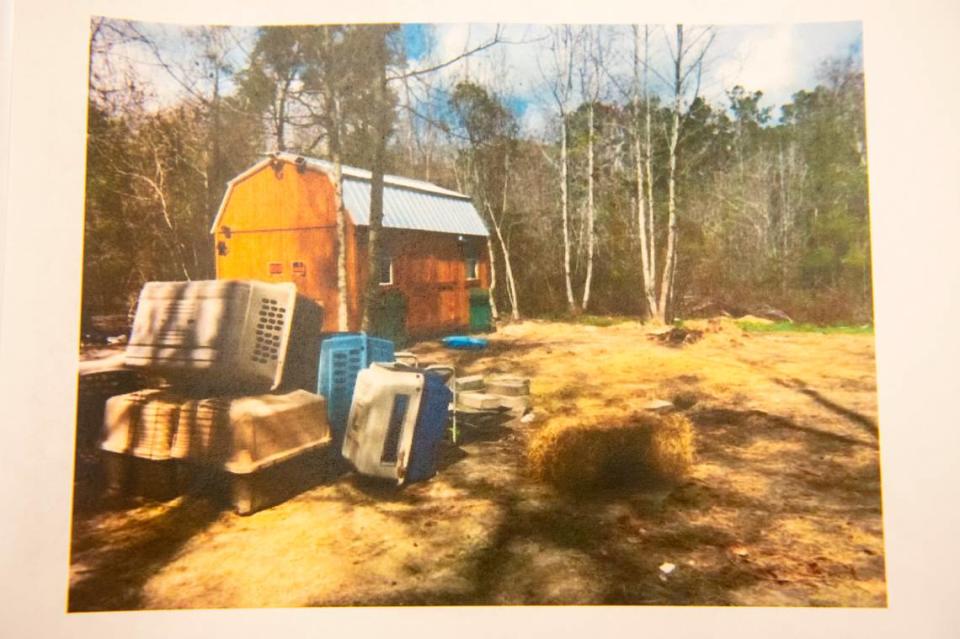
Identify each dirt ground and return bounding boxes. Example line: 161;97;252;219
68;319;885;609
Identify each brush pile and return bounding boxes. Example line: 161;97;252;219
527;412;695;492
648;326;704;346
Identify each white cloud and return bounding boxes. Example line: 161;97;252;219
708;22;862;111
520;103;551;138
712;24;799;103
96;20;861;130
425;21;859;116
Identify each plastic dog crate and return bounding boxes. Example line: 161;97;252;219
101;389;184;499
219;390;332;515
317;333;395;443
229;445;332;516
341;363;451;485
101;389;182;461
76;360;148;451
124;280;323;393
101;452;182;501
170;397;232;466
101;389;331;510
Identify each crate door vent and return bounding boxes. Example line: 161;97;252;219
252;297;287;364
380;394;410;464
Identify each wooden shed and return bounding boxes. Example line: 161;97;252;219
211;153;491;336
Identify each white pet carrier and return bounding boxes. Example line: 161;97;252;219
124;280;321;392
341;364;425;483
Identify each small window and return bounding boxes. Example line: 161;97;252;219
292;261;306;276
378;256;394;285
464;239;480;281
268;261;283;275
465;257;479;281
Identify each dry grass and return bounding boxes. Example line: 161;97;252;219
70;318;884;608
528;412;695;492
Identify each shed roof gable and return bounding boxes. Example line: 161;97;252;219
213;153;489;237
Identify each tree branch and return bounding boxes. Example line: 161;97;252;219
388;26;504;81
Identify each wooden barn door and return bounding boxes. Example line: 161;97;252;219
436;258;460;328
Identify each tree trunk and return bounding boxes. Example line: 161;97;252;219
644;32;656;305
206;60;222;279
560;115;577;313
331;105;349;331
490;211;519;321
486;235;500;321
633;25;658;318
657;25;683;324
323;28;350;331
361;28;390;332
489;216;518;319
581;97;595;311
498;157;520;320
275;83;286;151
777;142;789;295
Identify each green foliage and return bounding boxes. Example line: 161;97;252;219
81;22;873;331
449;82;516;146
737;321;873;335
541;313;632;327
237;24;400;161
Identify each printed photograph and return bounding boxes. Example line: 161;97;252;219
70;19;883;609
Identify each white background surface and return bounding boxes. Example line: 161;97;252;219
1;0;959;637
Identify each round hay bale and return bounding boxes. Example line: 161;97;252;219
527;413;695;492
647;413;696;479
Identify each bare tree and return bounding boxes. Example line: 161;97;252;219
450;81;521;322
631;24;658;317
656;24;715;322
319;27;350;331
360;25;393;332
541;26;580;313
486;234;501;321
361;25;507;330
579;26;606;312
481;51;523;321
486;156;520;320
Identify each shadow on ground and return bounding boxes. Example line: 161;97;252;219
69;321;885;609
69;497;223;612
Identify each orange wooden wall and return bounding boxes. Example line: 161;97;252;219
213;159;489;336
355;229;490;335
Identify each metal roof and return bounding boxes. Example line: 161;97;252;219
278;153;489;237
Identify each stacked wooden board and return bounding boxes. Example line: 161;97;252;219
455;374;532;415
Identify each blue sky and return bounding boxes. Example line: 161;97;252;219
103;21;862;135
399;22;862;132
403;24;431;61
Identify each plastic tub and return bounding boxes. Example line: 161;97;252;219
442;336;488;350
317;333;395;444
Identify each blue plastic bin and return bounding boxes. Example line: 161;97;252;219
405;370;453;483
318;333;395;443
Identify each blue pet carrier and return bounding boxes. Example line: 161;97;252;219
341;363;452;485
317;333;395;443
405;370;454;483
